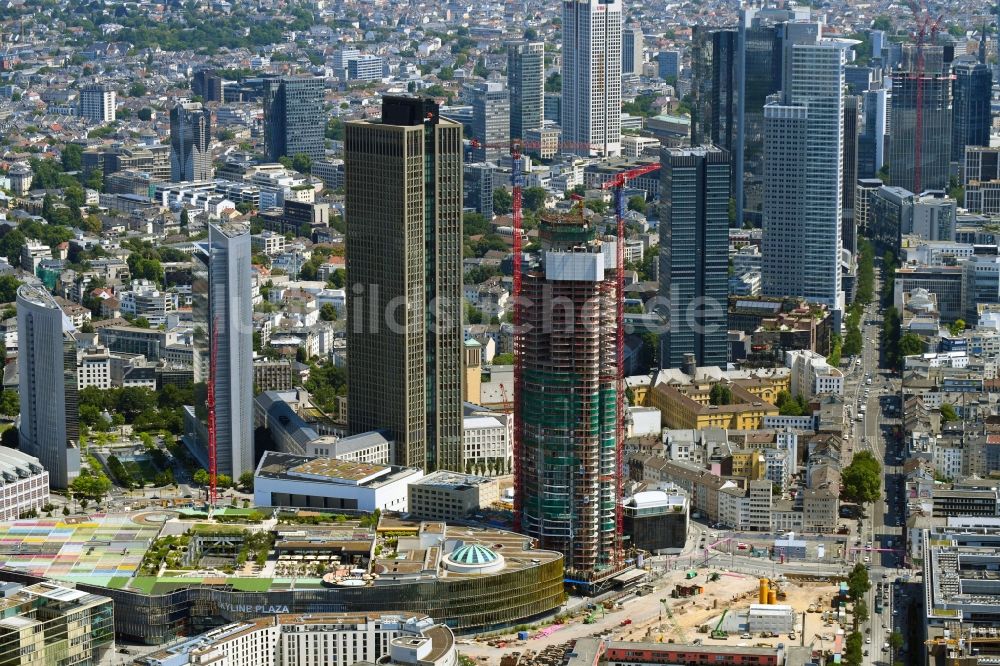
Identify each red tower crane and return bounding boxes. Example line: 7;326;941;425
906;1;945;194
207;315;219;507
599;163;661;566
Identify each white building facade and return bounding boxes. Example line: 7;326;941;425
561;0;623;157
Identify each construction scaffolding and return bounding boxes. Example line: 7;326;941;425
517;211;621;583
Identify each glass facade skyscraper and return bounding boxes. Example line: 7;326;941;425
889;46;952;194
622;25;644;74
345;97;465;472
169;101;213;182
763;35;852;322
16;285;79;489
658;146;731;369
951;59;992;162
691;6;810;225
188;223;254;478
469;81;510;163
507;40;544;140
691;27;738;156
263;76;326;162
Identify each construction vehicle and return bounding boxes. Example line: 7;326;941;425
710;610;729;639
685;570;697;579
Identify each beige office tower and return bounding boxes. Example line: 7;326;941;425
345;97;465;472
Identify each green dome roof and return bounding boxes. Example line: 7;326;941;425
450;544;499;565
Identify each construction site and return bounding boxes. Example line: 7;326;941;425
459;566;848;663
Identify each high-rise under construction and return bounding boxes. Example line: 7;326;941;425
516;210;621;585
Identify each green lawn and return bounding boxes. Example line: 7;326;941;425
231;578;273;592
107;577;131;590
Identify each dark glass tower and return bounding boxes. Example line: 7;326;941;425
263;76;326;162
951;59;992;162
889;46;952;193
658;146;731;369
345;97;465;472
691;27;739;155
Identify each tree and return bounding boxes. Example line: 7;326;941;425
940;403;958;423
889;631;903;652
842;451;882;505
898;332;924;358
779;394;807;416
827;333;843;367
61;143;83;172
238;470;254;492
193;468;209;487
523;186;547;212
216;474;233;489
137;107;153;121
0;275;21;303
128;82;147;98
627;195;646;214
492;353;515;365
545;72;561;93
85;169;103;192
847;563;871;602
493;188;512;215
872;15;892;31
844;631;864;666
853;598;869;628
709;383;733;405
319;303;338;321
948;319;966;336
0;229;26;266
70;470;112;503
0;391;19;417
291;153;312;174
463;212;489;236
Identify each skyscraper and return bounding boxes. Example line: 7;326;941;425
888;46;952;193
858;88;888;178
192;69;223;103
469;81;510;163
188;223;253;479
16;284;79;488
561;0;622;157
170;101;213;182
691;27;739;154
507;41;544;140
622;24;644;74
263;76;326;162
79;84;116;123
740;8;814;225
842;95;861;257
517;210;620;583
762;34;852;321
658;146;730;369
657;50;681;81
951;59;992;162
345;97;464;472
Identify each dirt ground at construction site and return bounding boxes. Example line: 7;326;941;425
457;568;842;664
